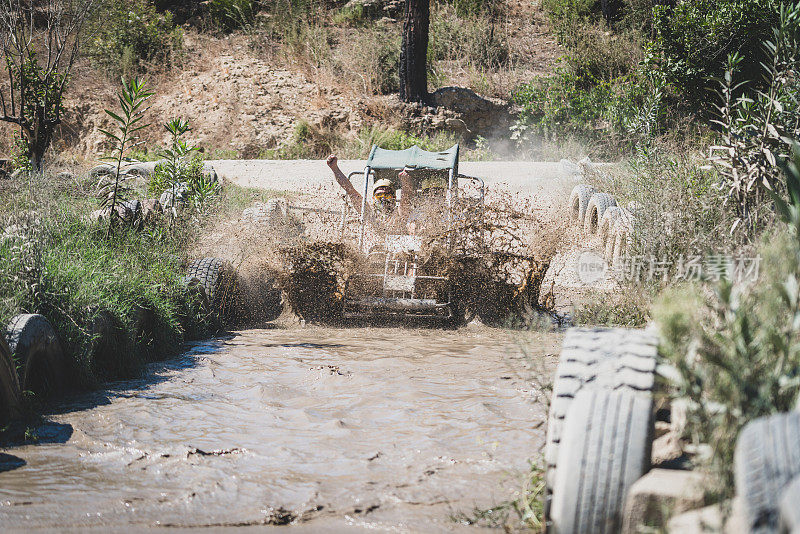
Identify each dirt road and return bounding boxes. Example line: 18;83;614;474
0;325;559;532
209;159;578;197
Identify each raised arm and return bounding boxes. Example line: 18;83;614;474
327;154;364;211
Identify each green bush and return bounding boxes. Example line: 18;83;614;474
150;153;205;196
208;0;256;32
513;69;613;137
651;0;783;107
89;0;183;77
0;174;206;386
9;135;32;174
654;144;800;498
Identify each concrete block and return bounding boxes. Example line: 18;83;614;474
622;469;707;533
666;497;746;534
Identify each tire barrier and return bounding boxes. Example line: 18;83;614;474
5;314;67;398
569;184;597;227
735;412;800;534
545;327;659;526
584;192;617;235
550;388;653;534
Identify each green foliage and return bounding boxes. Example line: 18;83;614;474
573;291;650;326
654;143;800;499
651;0;783;107
3;50;68;171
89;0;183;77
154;118;195;208
0;173;207;386
9;136;32;174
513;68;615;138
208;0;256;32
98;78;153;236
331;4;367;26
542;0;598;25
707;2;800;234
514;0;654;148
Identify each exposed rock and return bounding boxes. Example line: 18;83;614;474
622;469;708;534
667;498;746;534
142;198;163;223
429;86;511;136
393;87;512;141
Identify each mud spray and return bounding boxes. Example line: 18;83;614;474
196;188;569;326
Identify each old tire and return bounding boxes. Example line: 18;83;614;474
569;184;597;227
735;412;800;534
186;257;240;325
780;475;800;533
5;314;67;398
599;206;624;249
0;336;21;424
551;388;653;534
611;226;630;264
86;308;128;379
607;214;633;263
545;327;659;520
584;193;617;235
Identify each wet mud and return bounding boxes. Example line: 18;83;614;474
0;325;560;532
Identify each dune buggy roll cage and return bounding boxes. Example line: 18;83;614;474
340;144;485;320
341;144;485;251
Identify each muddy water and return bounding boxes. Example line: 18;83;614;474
0;325;560;533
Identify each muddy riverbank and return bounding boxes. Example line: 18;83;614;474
0;324;560;532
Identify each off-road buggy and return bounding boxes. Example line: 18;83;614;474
339;144;485;322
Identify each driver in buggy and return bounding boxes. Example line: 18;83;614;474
326;154;447;236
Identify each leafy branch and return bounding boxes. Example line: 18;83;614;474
98;78;152;237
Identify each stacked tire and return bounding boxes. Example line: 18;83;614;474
0;336;21;424
569;184;635;262
734;412;800;533
545;327;660;533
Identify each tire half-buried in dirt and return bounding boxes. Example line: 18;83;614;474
544;327;659;522
186;257;240;325
0;336;21;424
5;314;67;398
550;388;653;534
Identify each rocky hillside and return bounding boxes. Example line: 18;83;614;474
2;0;562;163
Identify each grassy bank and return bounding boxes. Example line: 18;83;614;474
0;169;268;396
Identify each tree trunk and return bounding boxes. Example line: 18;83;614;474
29;133;48;173
400;0;430;103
